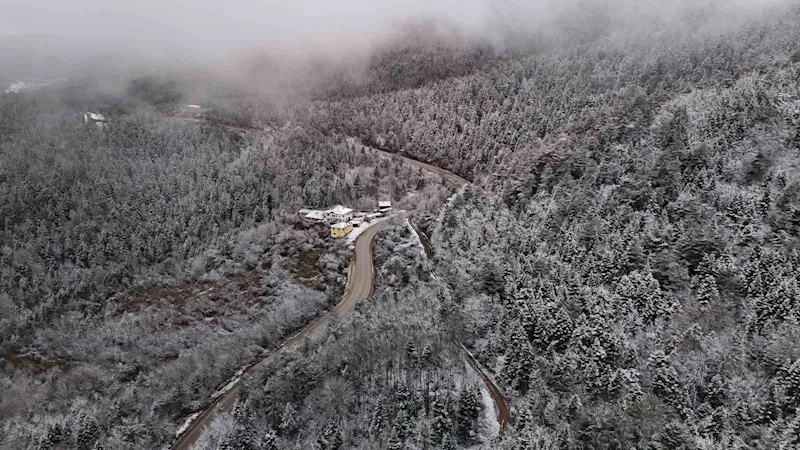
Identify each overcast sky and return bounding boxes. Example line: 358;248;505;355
0;0;787;62
0;1;492;50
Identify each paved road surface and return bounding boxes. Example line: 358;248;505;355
171;215;405;450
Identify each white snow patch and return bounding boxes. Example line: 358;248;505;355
211;367;245;400
4;78;65;94
187;104;202;108
5;81;29;93
478;381;501;440
406;218;426;257
175;412;200;437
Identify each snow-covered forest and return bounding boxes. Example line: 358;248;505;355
4;0;800;448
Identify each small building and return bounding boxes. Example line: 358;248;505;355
352;218;364;227
84;112;107;129
366;213;382;220
378;201;392;213
304;210;325;223
330;222;353;238
328;205;354;223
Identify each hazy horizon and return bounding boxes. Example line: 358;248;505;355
3;0;788;57
1;0;792;95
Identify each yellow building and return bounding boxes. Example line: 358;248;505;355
330;222;353;238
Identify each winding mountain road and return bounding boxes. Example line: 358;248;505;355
407;218;511;431
169;122;506;448
171;214;406;450
368;146;469;186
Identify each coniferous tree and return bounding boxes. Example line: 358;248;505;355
696;274;720;307
429;394;453;447
503;321;535;393
456;386;481;443
648;351;689;418
316;422;343;450
75;413;99;450
279;403;299;437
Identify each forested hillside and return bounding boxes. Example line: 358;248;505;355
0;84;440;448
189;224;495;450
5;0;800;449
314;3;800;182
301;2;800;448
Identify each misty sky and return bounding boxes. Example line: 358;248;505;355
0;0;492;51
1;0;787;62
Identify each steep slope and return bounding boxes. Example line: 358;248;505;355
307;2;800;448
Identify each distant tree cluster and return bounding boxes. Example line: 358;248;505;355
126;74;185;113
312;21;497;101
311;3;800;185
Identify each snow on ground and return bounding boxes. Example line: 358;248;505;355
478;380;502;440
346;214;393;244
406;218;426;256
175;412;201;437
172;362;248;440
211;367;245;400
408;212;503;442
4;78;66;94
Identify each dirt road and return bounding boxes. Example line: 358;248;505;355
366;146;469;187
408;218;511;432
169;124;483;448
462;345;512;431
171;215;404;450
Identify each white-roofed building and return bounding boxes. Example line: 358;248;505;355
378;201;392;212
328;205;354;223
304;210;325;223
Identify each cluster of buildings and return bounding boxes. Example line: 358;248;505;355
300;201;392;238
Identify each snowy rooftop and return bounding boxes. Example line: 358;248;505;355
305;211;325;220
379;201;392;207
330;205;353;215
331;222;350;229
85;112;106;122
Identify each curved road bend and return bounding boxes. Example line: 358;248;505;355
462;345;512;431
356;143;469;187
172;214;408;450
408;218;511;432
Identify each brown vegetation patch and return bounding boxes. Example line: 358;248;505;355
123;269;264;314
293;248;326;290
124;280;215;313
4;353;72;376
